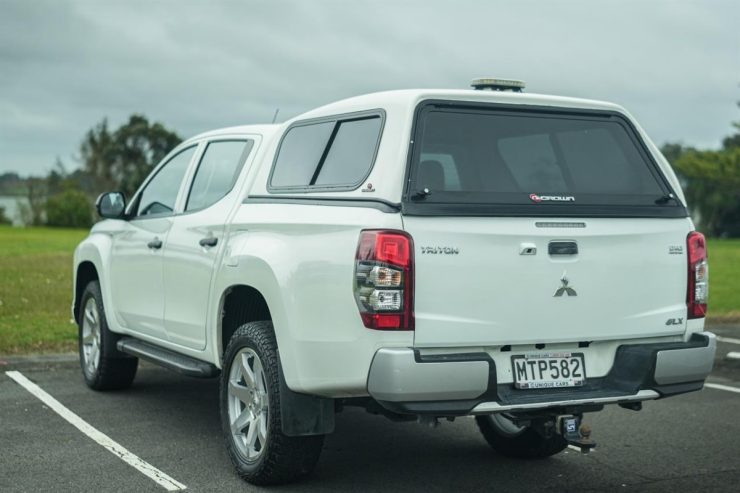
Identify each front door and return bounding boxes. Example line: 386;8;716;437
109;145;197;340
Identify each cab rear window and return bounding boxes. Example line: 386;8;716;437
406;103;686;217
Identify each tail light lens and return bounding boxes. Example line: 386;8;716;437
354;230;414;330
687;231;708;319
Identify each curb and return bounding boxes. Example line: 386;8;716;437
0;353;78;372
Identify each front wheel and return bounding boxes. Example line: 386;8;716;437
220;321;324;485
78;280;138;390
475;414;567;459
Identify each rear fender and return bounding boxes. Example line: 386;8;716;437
212;234;295;380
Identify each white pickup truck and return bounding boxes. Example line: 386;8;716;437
73;78;716;485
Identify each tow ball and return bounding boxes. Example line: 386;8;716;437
557;415;596;453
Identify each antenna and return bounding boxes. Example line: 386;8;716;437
271;108;280;124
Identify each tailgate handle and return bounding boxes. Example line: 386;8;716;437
548;241;578;255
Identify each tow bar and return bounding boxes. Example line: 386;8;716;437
558;415;596;453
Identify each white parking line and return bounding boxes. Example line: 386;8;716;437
5;371;186;491
567;444;595;453
705;382;740;394
727;352;740;360
716;336;740;345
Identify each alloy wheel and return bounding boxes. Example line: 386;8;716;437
81;297;101;376
227;348;269;461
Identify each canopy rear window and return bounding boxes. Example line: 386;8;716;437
405;102;686;217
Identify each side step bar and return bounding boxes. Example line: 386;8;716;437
117;337;219;378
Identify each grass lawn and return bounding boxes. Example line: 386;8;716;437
0;226;88;354
707;238;740;320
0;227;738;355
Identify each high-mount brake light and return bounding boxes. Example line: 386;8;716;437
470;77;526;92
354;230;414;330
686;231;708;319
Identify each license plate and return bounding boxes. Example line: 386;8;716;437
511;352;586;389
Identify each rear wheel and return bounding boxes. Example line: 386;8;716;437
78;280;138;390
220;321;324;485
475;414;567;459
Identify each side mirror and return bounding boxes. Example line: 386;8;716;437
96;192;126;219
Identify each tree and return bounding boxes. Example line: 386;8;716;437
45;187;93;228
80;115;182;198
662;97;740;237
79;119;116;194
0;172;22;195
17;177;47;226
660;142;693;165
672;148;740;236
46;157;68;196
722;99;740;150
723;125;740;150
0;206;11;225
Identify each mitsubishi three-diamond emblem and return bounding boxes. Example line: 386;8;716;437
554;272;577;297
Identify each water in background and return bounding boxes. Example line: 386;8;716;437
0;195;29;226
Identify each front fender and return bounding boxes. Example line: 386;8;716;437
73;221;122;333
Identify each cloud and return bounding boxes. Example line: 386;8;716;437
1;0;738;176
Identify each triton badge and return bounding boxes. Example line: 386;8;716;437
554;274;577;297
421;246;460;255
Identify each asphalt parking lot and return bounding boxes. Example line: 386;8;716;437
2;326;740;493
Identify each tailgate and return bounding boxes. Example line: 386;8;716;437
406;216;691;347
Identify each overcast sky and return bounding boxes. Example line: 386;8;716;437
1;0;738;177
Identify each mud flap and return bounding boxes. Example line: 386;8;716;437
277;350;335;436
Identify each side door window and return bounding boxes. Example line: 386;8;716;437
185;140;253;212
135;146;197;217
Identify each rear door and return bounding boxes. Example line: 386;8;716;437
162;138;255;350
403;102;691;348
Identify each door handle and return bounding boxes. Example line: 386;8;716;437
147;238;163;250
199;236;218;248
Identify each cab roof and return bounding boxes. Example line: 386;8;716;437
186;124;281;144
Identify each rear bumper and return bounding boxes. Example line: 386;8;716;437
367;331;716;415
653;333;716;384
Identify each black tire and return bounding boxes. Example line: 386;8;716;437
475;414;567;459
78;280;138;390
220;321;324;485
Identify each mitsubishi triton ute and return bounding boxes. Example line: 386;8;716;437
73;77;716;485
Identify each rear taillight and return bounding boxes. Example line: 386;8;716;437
687;231;708;319
354;230;414;330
